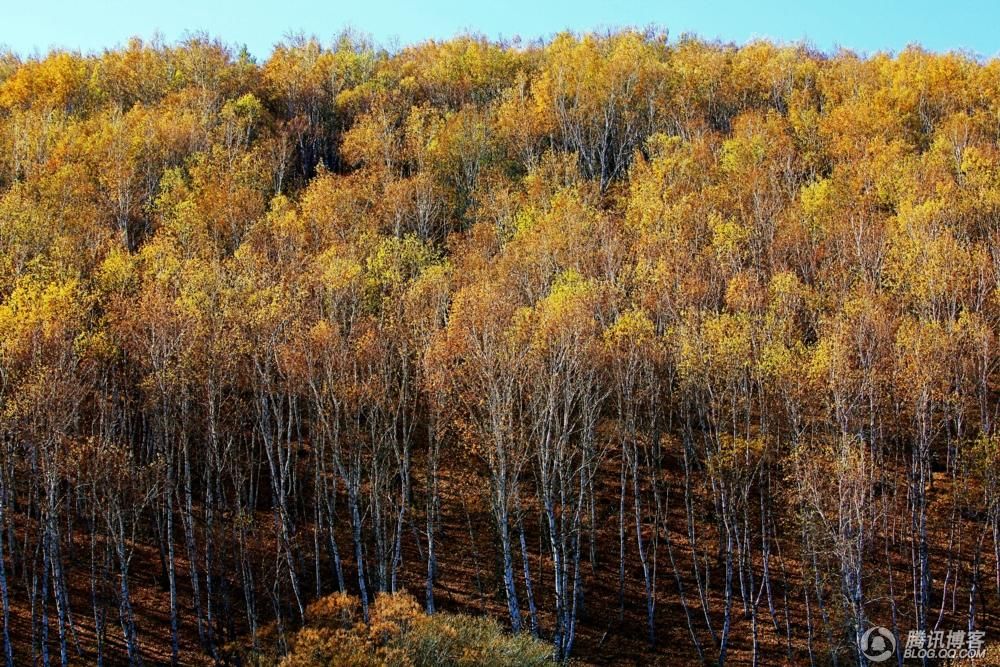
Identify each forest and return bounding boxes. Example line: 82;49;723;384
0;28;998;665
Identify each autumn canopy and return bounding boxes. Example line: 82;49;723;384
0;30;998;665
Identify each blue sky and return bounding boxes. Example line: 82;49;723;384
2;0;997;60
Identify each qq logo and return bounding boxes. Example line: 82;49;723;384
860;626;897;663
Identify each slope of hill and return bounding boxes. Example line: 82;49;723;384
0;30;998;665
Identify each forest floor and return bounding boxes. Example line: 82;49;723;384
3;445;999;666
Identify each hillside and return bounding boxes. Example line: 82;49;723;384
0;31;998;665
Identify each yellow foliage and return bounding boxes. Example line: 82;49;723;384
252;592;554;667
